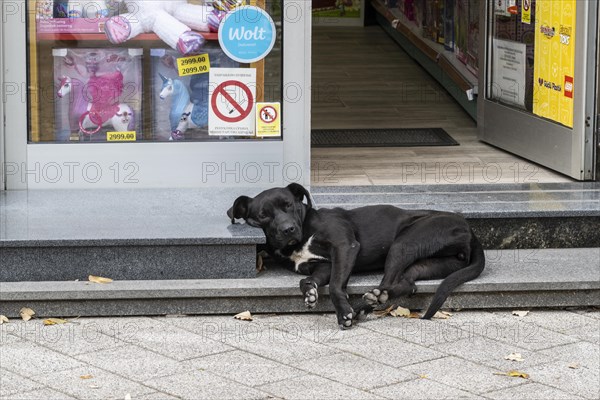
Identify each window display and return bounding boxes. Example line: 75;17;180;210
28;0;282;143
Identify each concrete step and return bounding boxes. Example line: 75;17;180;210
312;183;600;249
0;189;265;281
1;248;598;318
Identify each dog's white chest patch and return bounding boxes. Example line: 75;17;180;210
290;235;327;271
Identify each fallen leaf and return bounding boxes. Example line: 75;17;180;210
418;374;428;379
256;254;266;273
19;307;35;321
373;305;395;317
408;312;421;319
494;370;530;379
390;306;411;318
432;311;453;319
43;318;68;326
0;315;9;324
80;375;94;380
568;363;580;369
88;275;113;284
124;394;132;400
234;311;253;321
89;384;101;389
504;353;524;362
512;310;529;317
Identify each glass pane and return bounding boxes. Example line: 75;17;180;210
487;0;577;128
28;0;282;143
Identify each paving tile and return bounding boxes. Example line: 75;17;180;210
0;341;84;377
0;369;44;398
359;315;472;348
162;315;276;343
258;374;384;400
259;313;370;343
295;352;414;390
450;311;578;351
327;331;445;368
523;361;599;399
116;320;233;361
539;341;600;373
138;392;181;400
74;344;187;382
493;310;600;343
370;377;479;399
29;365;157;400
218;328;340;365
431;335;555;370
0;331;22;346
144;370;270;400
185;349;302;387
1;387;78;400
74;317;160;344
402;356;524;394
485;382;585;400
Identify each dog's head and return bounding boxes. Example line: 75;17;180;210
227;183;312;249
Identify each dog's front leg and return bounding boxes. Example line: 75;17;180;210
299;262;331;309
329;241;360;329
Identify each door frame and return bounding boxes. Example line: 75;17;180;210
478;0;598;181
3;0;311;189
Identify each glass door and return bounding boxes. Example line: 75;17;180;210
3;0;311;188
479;0;598;180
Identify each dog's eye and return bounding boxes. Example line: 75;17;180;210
258;212;267;220
286;202;293;209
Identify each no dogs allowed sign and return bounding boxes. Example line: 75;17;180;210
208;68;256;136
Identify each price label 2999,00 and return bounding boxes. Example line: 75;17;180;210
107;131;137;142
177;53;211;77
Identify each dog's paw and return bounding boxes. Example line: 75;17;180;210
338;310;355;330
363;288;388;306
304;286;318;308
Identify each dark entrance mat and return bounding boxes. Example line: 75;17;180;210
311;128;459;147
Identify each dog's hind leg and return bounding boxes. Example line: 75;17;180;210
329;240;361;329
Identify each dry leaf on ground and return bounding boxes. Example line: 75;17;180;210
80;375;94;380
256;254;266;273
494;370;530;379
234;311;253;321
390;306;411;318
373;305;395;317
43;318;68;326
504;353;524;362
0;315;9;324
19;307;35;321
88;275;113;284
568;363;580;369
512;310;529;317
418;374;428;379
124;394;132;400
432;311;453;319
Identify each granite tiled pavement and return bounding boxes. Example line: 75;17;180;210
1;309;598;400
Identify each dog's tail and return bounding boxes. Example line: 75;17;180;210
421;231;485;320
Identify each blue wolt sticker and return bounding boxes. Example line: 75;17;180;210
218;6;276;64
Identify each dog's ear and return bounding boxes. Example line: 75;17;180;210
286;183;312;209
227;195;251;224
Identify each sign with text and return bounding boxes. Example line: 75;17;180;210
208;68;256;136
533;0;577;128
218;6;276;63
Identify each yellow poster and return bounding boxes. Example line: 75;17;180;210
533;0;576;128
521;0;531;24
256;102;281;137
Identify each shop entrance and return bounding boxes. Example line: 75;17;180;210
480;0;598;181
311;1;598;186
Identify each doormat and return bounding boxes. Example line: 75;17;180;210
311;128;459;147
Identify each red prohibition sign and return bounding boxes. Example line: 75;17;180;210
211;80;254;123
259;105;278;123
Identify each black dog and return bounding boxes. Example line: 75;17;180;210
228;183;485;329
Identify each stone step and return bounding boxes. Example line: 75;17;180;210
1;248;598;318
312;183;600;249
0;188;265;281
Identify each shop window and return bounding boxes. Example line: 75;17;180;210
28;0;283;143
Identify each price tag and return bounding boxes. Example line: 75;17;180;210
177;53;210;77
107;131;137;141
